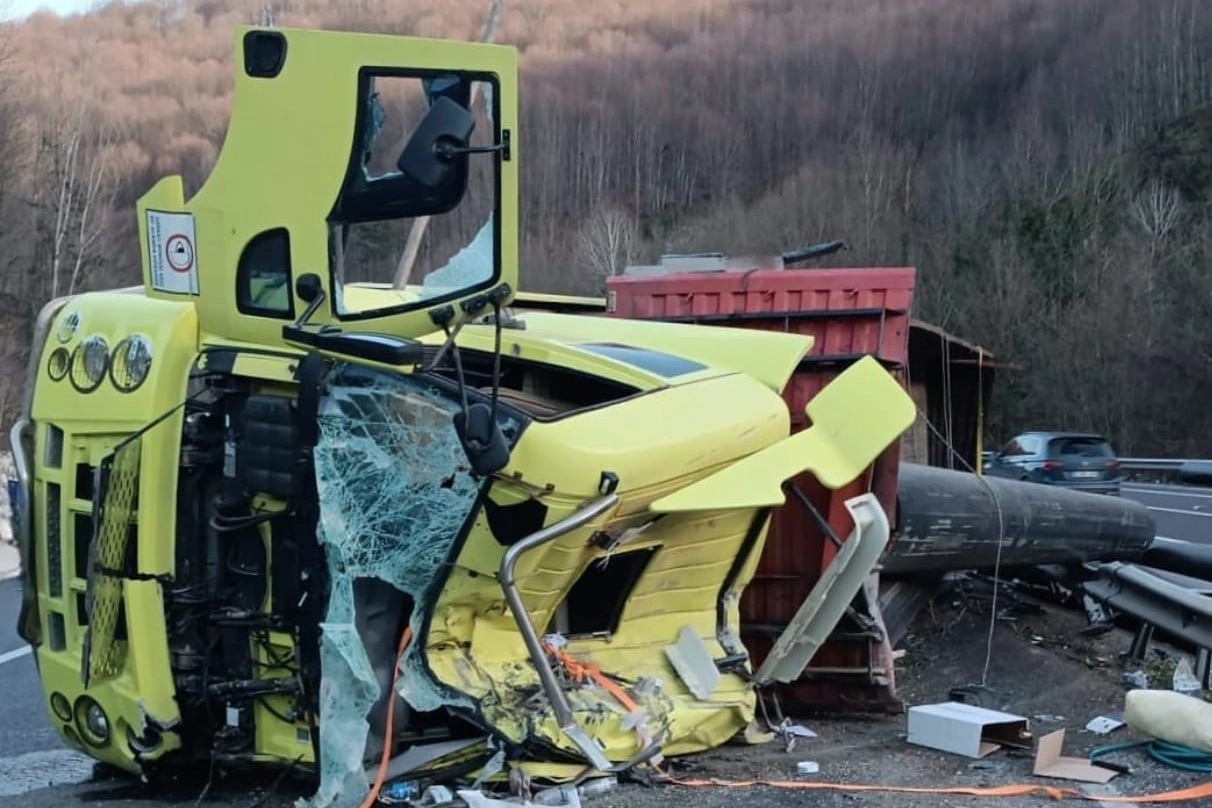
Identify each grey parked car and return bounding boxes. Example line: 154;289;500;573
983;431;1123;495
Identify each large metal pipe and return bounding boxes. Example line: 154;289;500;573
885;463;1153;576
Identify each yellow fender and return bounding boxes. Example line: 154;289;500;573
650;355;917;512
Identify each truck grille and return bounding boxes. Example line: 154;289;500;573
82;437;141;687
46;483;62;598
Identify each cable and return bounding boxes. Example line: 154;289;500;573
256;696;297;726
360;624;414;808
905;350;1006;689
442;323;472;422
1090;739;1212;774
656;771;1212;802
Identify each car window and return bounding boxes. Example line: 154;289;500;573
1001;439;1026;456
1048;437;1114;458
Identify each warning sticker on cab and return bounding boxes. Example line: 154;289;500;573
146;210;199;295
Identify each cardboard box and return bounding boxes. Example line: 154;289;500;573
1032;729;1120;783
906;702;1033;758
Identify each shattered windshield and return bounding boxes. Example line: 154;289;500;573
311;365;522;806
329;71;499;319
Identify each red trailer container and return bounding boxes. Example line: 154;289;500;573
606;266;916;713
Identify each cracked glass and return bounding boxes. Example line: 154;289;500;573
306;364;520;808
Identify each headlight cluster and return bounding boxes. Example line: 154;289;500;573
48;315;154;394
72;694;111;748
110;335;154;393
69;335;110;393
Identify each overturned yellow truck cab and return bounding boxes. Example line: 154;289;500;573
9;26;916;806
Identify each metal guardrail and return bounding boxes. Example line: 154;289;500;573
1082;561;1212;687
1118;458;1212;486
1119;458;1192;471
1083;562;1212;651
985;455;1200;473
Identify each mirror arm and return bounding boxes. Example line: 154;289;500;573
295;291;325;327
436;129;511;161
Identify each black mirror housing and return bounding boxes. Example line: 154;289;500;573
397;96;476;189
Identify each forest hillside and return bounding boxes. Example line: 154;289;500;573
0;0;1210;452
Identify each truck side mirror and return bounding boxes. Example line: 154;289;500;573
396;95;475;189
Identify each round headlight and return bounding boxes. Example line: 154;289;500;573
69;335;109;393
47;347;70;381
73;695;111;747
50;692;72;722
109;335;153;393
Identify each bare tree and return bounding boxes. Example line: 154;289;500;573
0;19;26;433
576;206;637;284
28;93;116;302
1129;178;1182;243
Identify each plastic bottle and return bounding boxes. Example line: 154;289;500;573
576;777;617;798
383;781;422;802
531;775;618;804
530;785;576;805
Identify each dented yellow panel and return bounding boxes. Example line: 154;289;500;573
424;370;799;761
428;494;768;761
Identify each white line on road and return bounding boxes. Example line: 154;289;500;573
1124;485;1212;499
0;646;31;665
1145;505;1212;518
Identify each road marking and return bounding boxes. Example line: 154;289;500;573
0;646;32;666
1145;505;1212;518
1124;485;1212;499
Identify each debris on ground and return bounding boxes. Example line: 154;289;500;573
11;587;1212;808
905;702;1031;759
1172;657;1204;695
1030;729;1119;784
1084;714;1126;735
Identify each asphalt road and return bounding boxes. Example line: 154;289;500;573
1121;481;1212;544
0;577;97;798
1;481;1210;803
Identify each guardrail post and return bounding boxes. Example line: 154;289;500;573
1197;647;1212;690
1128;623;1153;660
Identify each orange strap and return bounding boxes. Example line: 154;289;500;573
661;775;1212;803
358;625;414;808
539;644;1212;804
542;641;640;713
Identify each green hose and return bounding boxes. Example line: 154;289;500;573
1090;739;1212;774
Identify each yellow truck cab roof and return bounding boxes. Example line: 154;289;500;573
443;310;812;395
